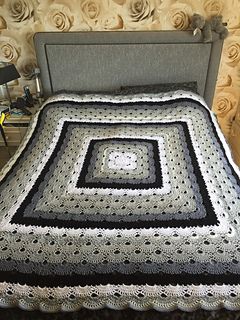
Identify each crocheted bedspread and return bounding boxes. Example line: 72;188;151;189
0;91;240;312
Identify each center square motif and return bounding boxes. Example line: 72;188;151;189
107;150;137;170
76;138;163;189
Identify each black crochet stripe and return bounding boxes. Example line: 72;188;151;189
1;96;239;190
1;269;240;287
11;120;217;229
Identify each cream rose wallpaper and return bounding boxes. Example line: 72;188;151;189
0;0;239;149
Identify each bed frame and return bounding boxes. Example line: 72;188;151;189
34;31;223;107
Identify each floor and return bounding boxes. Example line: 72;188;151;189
0;308;239;320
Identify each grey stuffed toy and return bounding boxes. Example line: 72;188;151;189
191;13;228;43
190;13;205;36
210;15;228;39
202;20;212;42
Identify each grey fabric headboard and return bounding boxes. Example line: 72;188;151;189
34;31;223;107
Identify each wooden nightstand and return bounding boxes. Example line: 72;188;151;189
0;100;40;147
0;101;41;170
0;113;32;146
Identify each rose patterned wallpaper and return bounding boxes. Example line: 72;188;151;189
0;0;240;142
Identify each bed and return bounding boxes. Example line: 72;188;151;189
0;31;240;312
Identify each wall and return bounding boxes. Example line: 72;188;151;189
0;0;240;141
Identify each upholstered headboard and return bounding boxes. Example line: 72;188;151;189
34;31;223;107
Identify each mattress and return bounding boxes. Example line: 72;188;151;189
0;91;240;312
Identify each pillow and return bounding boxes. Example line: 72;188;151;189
119;82;198;95
55;82;198;97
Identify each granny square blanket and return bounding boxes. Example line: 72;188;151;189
0;91;240;312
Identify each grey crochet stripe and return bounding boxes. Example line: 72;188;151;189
34;124;195;215
0;258;240;277
23;122;208;222
25;124;204;221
